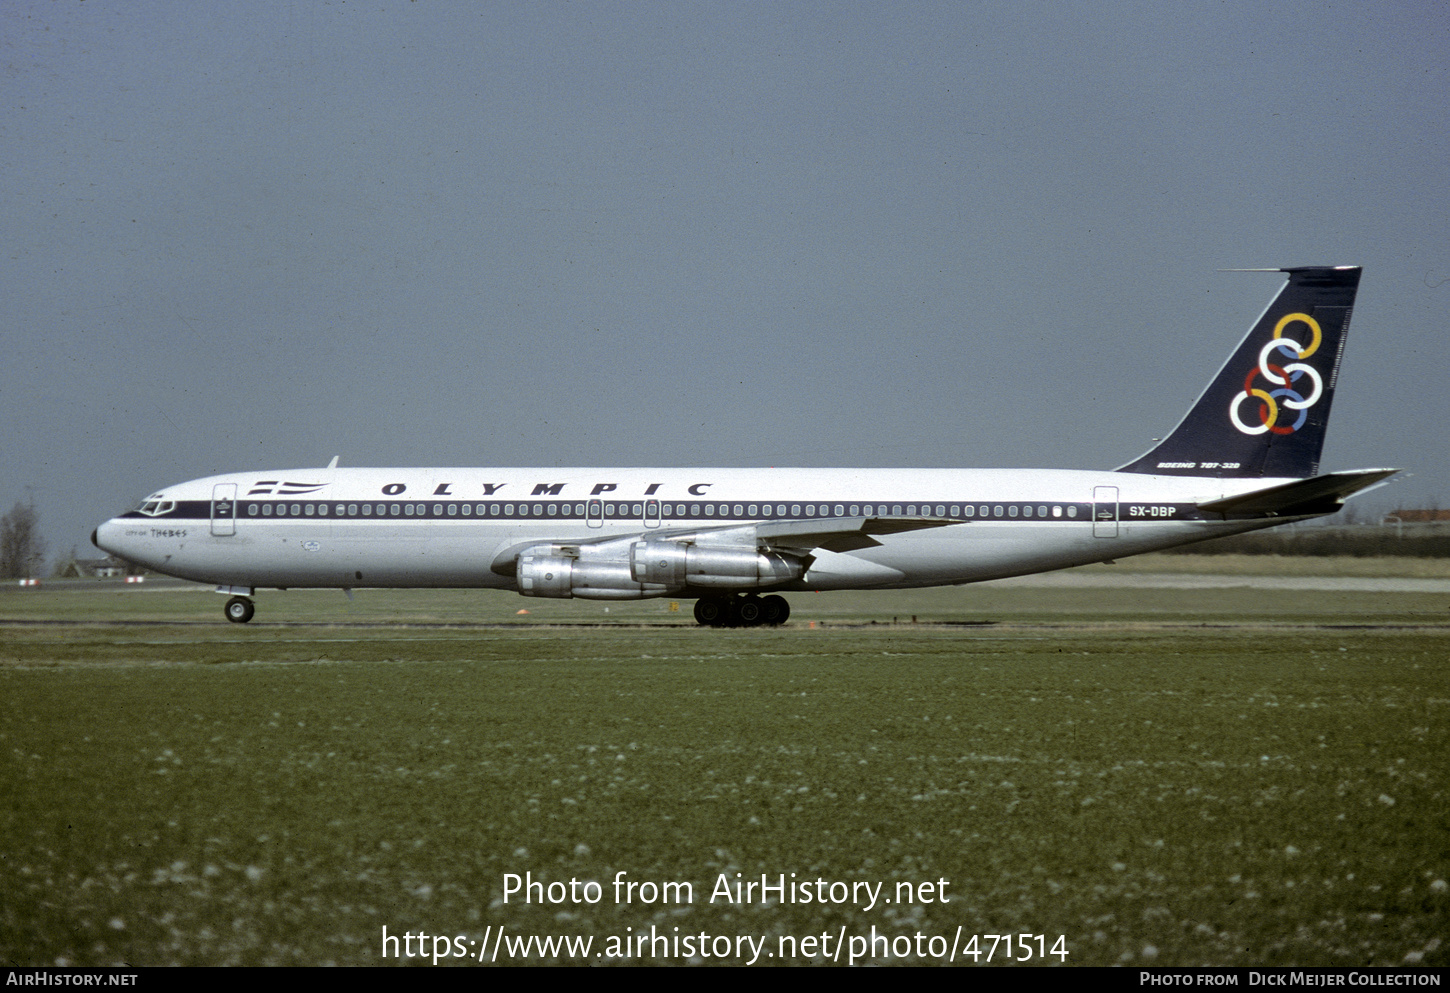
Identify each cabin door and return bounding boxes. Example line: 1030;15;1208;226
1092;485;1119;538
211;483;237;536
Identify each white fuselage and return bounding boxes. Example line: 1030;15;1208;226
94;466;1305;595
90;267;1378;624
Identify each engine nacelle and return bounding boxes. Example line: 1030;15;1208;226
516;553;671;600
630;540;801;589
517;539;801;600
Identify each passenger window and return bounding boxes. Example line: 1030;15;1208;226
1009;505;1018;517
1052;506;1062;518
248;503;259;516
1038;506;1048;517
705;504;715;516
1067;506;1077;518
748;504;757;516
993;506;1003;517
504;504;514;516
1023;505;1032;518
892;505;902;515
950;505;959;516
690;504;700;516
733;504;743;517
531;504;542;516
633;504;643;516
449;504;459;516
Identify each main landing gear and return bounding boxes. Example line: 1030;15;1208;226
224;596;255;624
693;594;790;628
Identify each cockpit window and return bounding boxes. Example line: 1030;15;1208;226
136;494;177;517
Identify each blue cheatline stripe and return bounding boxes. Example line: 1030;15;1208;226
117;497;1211;523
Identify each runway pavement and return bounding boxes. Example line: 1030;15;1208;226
986;571;1450;593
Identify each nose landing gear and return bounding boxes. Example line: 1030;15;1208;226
224;596;255;624
692;594;790;628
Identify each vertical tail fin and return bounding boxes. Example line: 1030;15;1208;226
1116;266;1361;479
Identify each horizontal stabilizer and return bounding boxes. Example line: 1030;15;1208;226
1196;468;1398;516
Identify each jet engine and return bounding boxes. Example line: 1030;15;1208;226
629;540;801;589
515;539;802;600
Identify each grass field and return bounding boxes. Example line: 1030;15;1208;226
1;564;1447;967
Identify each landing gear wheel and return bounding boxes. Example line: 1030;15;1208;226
761;594;790;626
225;596;255;624
694;595;787;628
694;597;728;627
736;597;763;626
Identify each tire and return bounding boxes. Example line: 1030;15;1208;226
694;598;726;626
225;596;255;624
761;595;790;625
736;597;762;626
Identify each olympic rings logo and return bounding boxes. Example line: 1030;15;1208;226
1229;312;1324;436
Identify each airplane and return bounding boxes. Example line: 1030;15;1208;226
93;266;1396;627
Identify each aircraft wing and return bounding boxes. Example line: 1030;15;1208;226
489;516;960;575
754;516;959;552
581;514;959;551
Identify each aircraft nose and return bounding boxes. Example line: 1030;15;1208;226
93;517;168;575
93;518;125;557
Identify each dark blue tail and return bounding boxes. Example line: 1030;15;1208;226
1116;266;1361;479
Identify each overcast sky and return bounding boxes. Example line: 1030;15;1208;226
4;1;1448;559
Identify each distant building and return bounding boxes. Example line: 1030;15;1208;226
53;556;133;579
1385;509;1450;523
1382;509;1450;537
